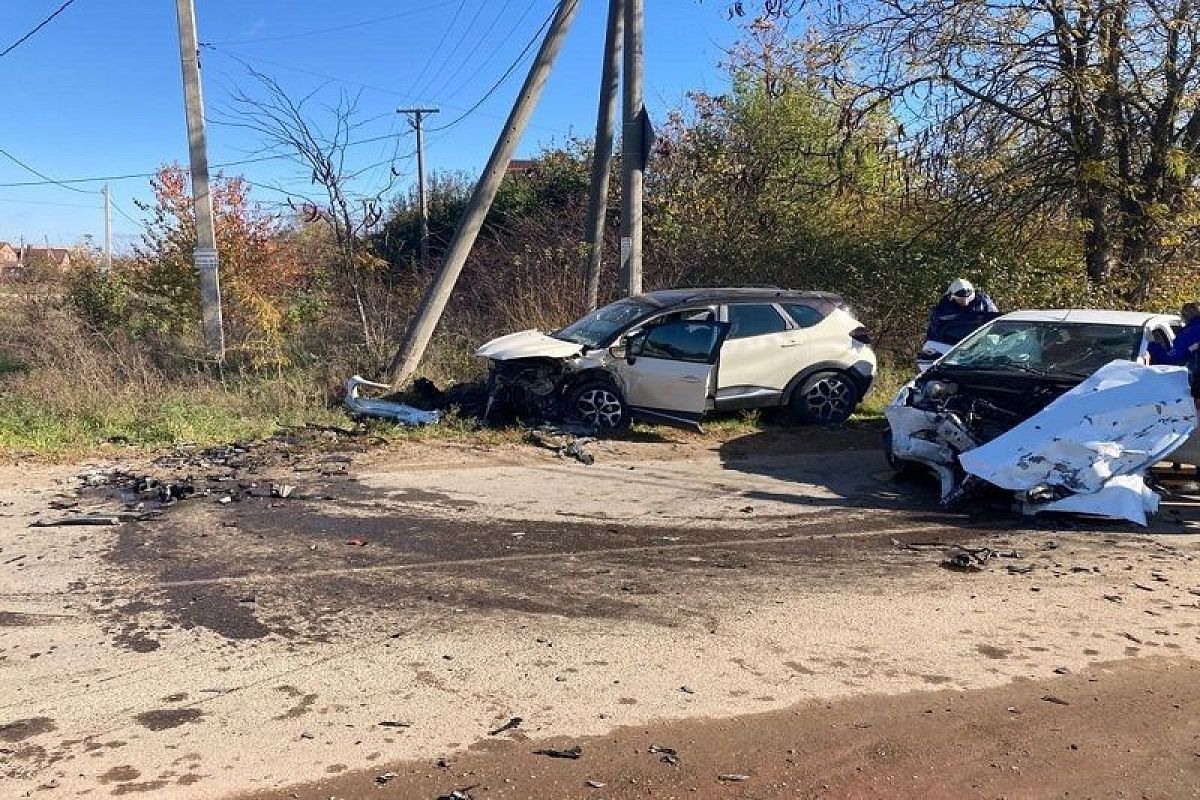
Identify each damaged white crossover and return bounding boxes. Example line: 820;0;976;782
476;288;877;431
885;310;1197;525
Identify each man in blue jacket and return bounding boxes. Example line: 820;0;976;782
925;278;999;341
1149;303;1200;367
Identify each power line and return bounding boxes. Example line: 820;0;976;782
428;4;558;133
200;1;460;47
109;198;141;227
404;0;467;103
0;146;94;194
0;0;78;59
0;196;97;209
202;44;572;135
437;0;542;104
422;0;518;103
410;0;493;103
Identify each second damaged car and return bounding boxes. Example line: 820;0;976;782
885;310;1197;524
475;288;877;431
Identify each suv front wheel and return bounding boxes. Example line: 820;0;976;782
790;371;859;424
565;379;630;432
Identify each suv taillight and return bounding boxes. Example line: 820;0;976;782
850;327;872;345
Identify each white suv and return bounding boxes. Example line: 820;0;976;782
476;288;877;430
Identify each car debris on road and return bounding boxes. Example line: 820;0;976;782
344;375;441;425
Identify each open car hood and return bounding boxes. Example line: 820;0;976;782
475;330;585;361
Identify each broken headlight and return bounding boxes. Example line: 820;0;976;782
918;380;959;403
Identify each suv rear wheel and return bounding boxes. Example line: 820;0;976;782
790;371;859;424
565;379;630;432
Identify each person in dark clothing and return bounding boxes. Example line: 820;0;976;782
925;278;999;340
1148;302;1200;374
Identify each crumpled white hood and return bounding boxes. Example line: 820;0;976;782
958;360;1196;525
475;330;584;361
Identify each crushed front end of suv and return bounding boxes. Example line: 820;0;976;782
885;310;1197;524
475;288;877;431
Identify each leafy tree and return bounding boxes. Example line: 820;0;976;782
128;164;308;365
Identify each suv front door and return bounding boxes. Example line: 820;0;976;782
616;320;730;429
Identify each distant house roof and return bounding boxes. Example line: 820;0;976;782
506;159;539;176
22;247;71;265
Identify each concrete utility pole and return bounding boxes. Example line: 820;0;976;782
174;0;225;362
101;184;111;272
620;0;645;297
399;107;440;269
583;0;624;312
387;0;582;387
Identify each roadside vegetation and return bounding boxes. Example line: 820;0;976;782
3;6;1198;457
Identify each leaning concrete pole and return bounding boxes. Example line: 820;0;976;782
175;0;225;361
387;0;581;387
583;0;624;312
619;0;645;297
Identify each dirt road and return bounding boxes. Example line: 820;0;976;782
3;425;1200;799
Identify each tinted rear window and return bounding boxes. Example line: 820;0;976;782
727;304;788;339
783;303;826;329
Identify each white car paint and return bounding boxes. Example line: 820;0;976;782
474;330;585;361
887;308;1200;522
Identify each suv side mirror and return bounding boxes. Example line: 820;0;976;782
608;339;628;361
624;333;644;365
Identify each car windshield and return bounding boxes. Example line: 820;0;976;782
939;319;1143;378
554;298;656;349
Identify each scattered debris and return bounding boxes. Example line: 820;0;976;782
488;717;522;736
1054;667;1071;675
30;514;122;527
377;720;411;729
375;772;398;785
534;745;582;759
585;780;606;788
1041;695;1071;706
344;375;441;425
718;773;750;782
1007;564;1035;575
1103;594;1124;604
271;483;296;499
679;685;695;694
528;427;597;465
346;538;368;547
436;786;478;800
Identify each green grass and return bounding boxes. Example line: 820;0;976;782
0;377;346;458
856;361;911;419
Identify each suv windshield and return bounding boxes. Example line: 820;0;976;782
939;320;1143;378
555;299;655;349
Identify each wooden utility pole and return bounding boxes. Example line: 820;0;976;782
619;0;645;297
583;0;624;312
399;107;440;269
101;184;111;272
387;0;581;388
174;0;225;361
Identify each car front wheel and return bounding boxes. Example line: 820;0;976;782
790;371;860;424
565;380;630;432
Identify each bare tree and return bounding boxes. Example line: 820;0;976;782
747;0;1200;302
221;67;398;346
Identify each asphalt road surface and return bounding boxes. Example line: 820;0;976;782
3;425;1200;799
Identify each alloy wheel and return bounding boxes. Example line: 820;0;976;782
804;375;854;422
575;387;624;429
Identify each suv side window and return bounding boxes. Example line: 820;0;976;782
783;303;826;329
726;304;788;339
635;322;722;363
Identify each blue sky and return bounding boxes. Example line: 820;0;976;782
0;1;741;248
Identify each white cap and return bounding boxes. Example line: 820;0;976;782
948;278;975;297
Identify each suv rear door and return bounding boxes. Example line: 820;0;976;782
715;303;797;404
616;320;730;429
